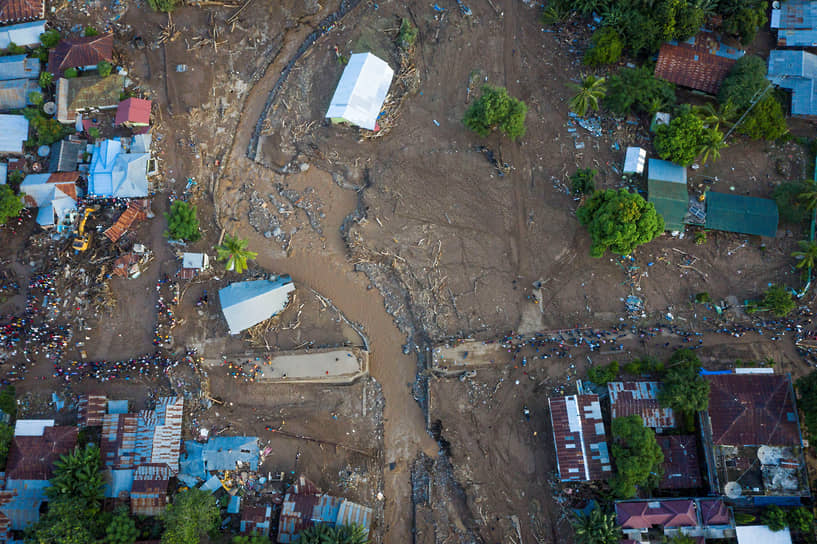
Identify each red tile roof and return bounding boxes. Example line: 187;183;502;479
548;395;612;481
616;500;698;529
47;34;113;77
608;382;676;430
706;374;800;446
115;98;151;126
699;499;730;526
103;203;145;243
5;426;78;480
658;434;701;489
655;41;737;94
0;0;43;23
48;171;80;183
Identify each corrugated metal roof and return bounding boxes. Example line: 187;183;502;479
227;495;241;514
706;374;800;446
115;98;151;126
0;0;41;24
648;159;689;232
623;147;646;175
0;114;28;154
130;464;171;516
6;427;77;480
0;78;39;111
101;413;138;469
658;434;701;489
775;0;817;46
649;159;687;184
0;21;44;48
616;499;699;529
655;33;743;94
704;191;779;237
608;382;676;430
219;277;295;334
180;437;259;479
48;140;81;173
326;52;394;130
200;474;222;493
56;75;124;124
105;468;134;499
548;394;612;481
78;394;107;427
47;34;113;77
336;500;372;533
107;400;129;414
0;55;38;81
241;505;272;536
14;419;53;436
768;49;817;117
278;493;350;543
1;480;48;530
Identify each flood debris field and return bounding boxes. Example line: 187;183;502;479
0;0;814;541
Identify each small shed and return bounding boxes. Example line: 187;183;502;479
180;252;209;280
648;159;688;232
651;112;670;132
623;147;646;175
219;276;295;334
326;52;394;130
115;98;151;127
704;191;779;237
0;114;28;154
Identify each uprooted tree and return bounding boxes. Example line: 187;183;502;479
464;85;527;141
577;188;664;257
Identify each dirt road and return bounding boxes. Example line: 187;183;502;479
214;13;438;542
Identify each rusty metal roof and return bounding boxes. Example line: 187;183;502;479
608;382;676;431
655;33;742;94
0;0;43;24
47;34;113;77
6;426;77;480
706;374;800;446
548;394;612;481
658;434;701;489
78;394;107;428
241;505;272;536
130;464;171;516
101;413;138;469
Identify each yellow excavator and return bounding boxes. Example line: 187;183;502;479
72;206;99;253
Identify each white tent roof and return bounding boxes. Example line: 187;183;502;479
736;526;792;544
219;278;295;334
0;114;28;154
326;52;394;130
623;147;647;174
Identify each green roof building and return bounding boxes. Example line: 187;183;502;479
648;159;688;232
704;192;779;238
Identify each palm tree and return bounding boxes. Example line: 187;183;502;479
571;509;621;544
798;180;817;211
792;240;817;270
46;445;104;514
216;234;258;274
696;129;726;164
569;75;606;117
693;102;735;130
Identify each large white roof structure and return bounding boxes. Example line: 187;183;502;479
219;277;295;335
0;114;28;154
88;139;149;197
326;52;394;130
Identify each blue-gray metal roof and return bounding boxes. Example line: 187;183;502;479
0;56;38;81
219;277;295;334
179;440;205;480
228;495;241;514
768;49;817;116
107;400;129;414
105;468;134;498
2;479;49;530
0;79;37;112
648;159;687;184
201;474;222;493
775;0;817;46
179;437;259;479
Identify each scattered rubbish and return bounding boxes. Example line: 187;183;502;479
175;64;188;72
432;119;440;126
432;3;444;10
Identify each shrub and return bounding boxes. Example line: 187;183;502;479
587;361;619;385
39;29;60;48
762;285;796;317
762;506;788;532
147;0;177;12
695;292;711;303
570;168;597;196
4;42;25;55
464;85;527;141
38;71;53;89
584;27;624;66
577;188;665;257
165;200;201;242
694;230;707;245
27;90;43;106
737;94;788;141
97;60;112;78
23;108;68;146
397;18;418;49
786;507;814;533
0;185;23;225
734;512;756;525
622;356;663;376
84;26;99;37
773;181;811;224
63;67;78;78
604;66;676;116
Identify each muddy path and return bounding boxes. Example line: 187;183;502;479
214;8;438;543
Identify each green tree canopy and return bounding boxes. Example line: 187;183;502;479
97;60;112;78
737;94;788;141
38;70;52;89
718;0;768;45
609;415;664;498
46;445;104;514
796;370;817;442
718;55;769;110
654;111;724;166
165;200;201;242
587;361;619;385
772;180;812;224
571;509;620;544
762;505;788;532
570;168;597;196
0;184;23;225
792;240;817;270
659;349;709;415
569;75;606;117
106;508;138;544
464;85;527;141
762;285;796;317
786;507;814;533
604;66;676;116
24;495;97;544
147;0;177;11
39;29;60;48
161;488;220;544
216;233;258;274
297;524;369;544
233;535;272;544
577;188;664;258
583;27;623;66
